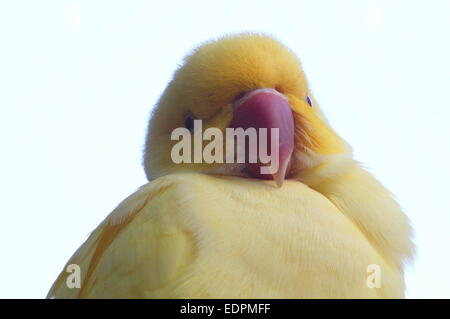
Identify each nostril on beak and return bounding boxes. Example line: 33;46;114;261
233;92;247;103
274;86;284;94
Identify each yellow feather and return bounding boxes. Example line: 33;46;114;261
48;173;407;298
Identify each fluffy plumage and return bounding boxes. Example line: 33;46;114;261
48;33;414;298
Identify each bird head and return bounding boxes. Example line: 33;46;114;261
144;33;351;186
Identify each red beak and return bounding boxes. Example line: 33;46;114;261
231;88;294;187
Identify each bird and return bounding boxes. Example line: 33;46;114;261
47;33;414;298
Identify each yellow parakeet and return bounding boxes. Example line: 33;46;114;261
47;33;414;298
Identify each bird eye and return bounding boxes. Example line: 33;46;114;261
184;113;195;130
306;95;313;107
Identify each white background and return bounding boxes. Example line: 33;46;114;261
1;0;449;298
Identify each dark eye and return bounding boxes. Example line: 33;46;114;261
306;95;313;107
184;113;195;130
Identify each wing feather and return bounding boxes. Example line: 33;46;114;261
47;178;173;298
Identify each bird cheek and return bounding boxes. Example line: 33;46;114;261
204;104;234;131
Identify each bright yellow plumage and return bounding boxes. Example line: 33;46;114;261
48;173;406;298
48;33;413;298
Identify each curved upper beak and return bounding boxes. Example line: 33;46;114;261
230;88;295;187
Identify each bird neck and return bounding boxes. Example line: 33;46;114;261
298;158;415;272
